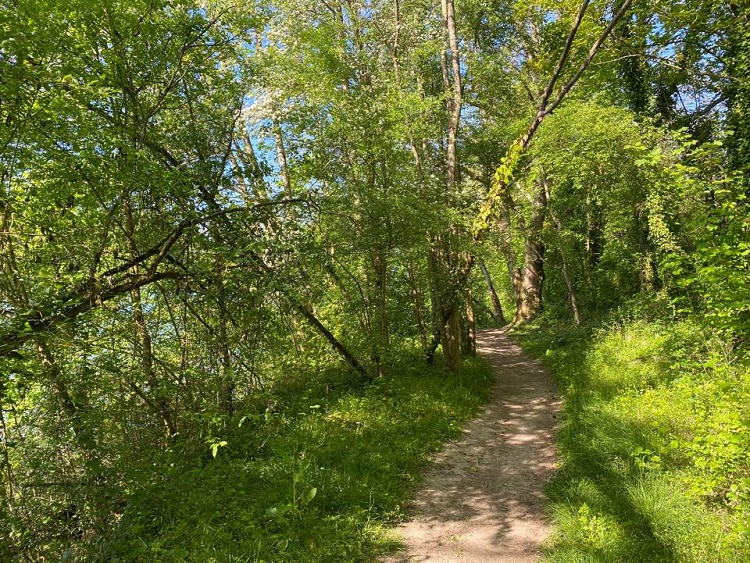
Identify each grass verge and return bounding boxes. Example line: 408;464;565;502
102;349;494;562
513;311;750;562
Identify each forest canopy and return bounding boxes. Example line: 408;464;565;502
0;0;747;560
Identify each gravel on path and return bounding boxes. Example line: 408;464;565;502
384;328;560;563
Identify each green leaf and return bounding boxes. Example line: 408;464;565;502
211;440;227;458
302;487;317;505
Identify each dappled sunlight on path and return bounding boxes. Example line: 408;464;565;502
384;329;560;562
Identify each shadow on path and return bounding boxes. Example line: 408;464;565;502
384;329;560;562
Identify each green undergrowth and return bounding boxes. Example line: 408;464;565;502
513;307;750;562
101;349;494;562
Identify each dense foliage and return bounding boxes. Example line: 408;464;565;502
0;0;747;560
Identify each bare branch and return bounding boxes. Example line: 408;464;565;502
538;0;591;113
545;0;636;116
474;0;636;241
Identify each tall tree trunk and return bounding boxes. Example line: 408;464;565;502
0;209;96;449
391;0;401;79
428;247;447;365
0;405;15;505
433;0;463;373
463;287;476;355
371;251;389;377
478;259;506;325
392;0;425;174
515;176;547;323
443;302;462;372
428;240;462;373
443;0;462;190
493;178;523;322
216;263;235;417
584;188;596;294
273;121;292;197
35;339;92;447
129;286;178;440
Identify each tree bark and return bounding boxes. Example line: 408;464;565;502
443;302;462;372
406;263;429;354
0;405;15;504
463;287;476;355
1;209;97;450
496;198;524;320
273;121;292;197
515;177;547;323
369;250;389;377
434;0;464;373
473;0;635;243
35;339;91;446
443;0;462;190
291;299;372;382
216;263;235;417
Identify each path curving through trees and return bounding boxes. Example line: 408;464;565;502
385;328;560;562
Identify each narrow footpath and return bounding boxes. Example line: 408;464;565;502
385;328;560;562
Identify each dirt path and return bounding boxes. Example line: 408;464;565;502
384;328;560;562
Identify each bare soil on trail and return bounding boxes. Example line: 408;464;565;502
384;328;560;563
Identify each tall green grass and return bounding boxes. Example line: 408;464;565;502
100;349;494;562
514;311;750;562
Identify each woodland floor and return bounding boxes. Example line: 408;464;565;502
384;328;561;562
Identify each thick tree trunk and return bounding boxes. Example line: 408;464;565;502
434;0;463;373
515;177;547;323
443;303;462;372
463;287;476;356
428;240;463;372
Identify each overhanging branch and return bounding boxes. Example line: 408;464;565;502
473;0;635;240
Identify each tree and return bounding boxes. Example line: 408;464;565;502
473;0;635;323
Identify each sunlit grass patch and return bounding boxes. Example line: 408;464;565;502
586;321;673;398
516;314;750;562
625;475;725;563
